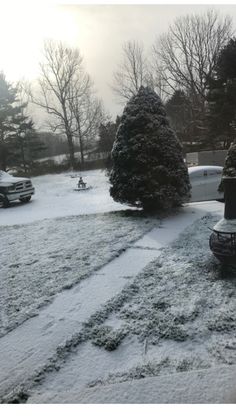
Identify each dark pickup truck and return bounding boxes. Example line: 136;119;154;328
0;171;35;208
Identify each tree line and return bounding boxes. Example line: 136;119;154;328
112;9;236;153
1;8;236;173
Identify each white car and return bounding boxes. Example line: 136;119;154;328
188;165;224;202
0;170;35;208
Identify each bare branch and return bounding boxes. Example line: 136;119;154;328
152;9;233;101
32;39;93;168
112;40;150;102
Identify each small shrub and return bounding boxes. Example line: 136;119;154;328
91;325;127;351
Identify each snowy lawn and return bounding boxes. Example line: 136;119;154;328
0;167;229;402
1;168;152;336
82;213;236;384
26;210;236;403
0;211;158;337
0;170;131;226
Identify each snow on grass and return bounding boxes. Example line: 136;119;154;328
25;211;236;403
30;211;236;396
0;167;226;403
0;170;131;226
84;213;236;385
0;211;158;337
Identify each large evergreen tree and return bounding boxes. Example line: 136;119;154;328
0;73;40;172
109;86;191;211
96;117;121;169
97;117;121;154
97;121;117;154
165;90;194;152
9;120;46;173
207;38;236;149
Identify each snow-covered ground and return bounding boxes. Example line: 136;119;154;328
35;364;236;403
1;169;231;403
0;169;161;338
28;205;235;404
0;170;130;226
0;213;158;337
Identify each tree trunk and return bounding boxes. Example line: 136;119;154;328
66;131;76;170
0;144;7;171
20;140;27;174
76;116;84;169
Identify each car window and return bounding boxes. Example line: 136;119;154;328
208;170;222;176
189;171;204;180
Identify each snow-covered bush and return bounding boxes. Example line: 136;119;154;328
222;142;236;177
219;142;236;191
109;86;190;211
91;325;127;351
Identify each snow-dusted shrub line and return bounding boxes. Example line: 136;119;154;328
87;356;212;389
88;358;171;388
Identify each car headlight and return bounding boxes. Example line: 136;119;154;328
7;185;15;192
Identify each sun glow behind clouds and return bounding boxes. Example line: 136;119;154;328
0;3;79;81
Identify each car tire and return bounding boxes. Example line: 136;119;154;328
0;195;10;208
20;196;31;203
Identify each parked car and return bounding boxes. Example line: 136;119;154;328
188;165;224;202
0;171;35;208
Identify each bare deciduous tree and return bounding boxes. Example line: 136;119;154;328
31;40;101;169
69;75;103;166
37;40;81;168
151;9;233;145
112;40;149;102
152;9;233;100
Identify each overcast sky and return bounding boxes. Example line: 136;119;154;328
1;2;236;126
